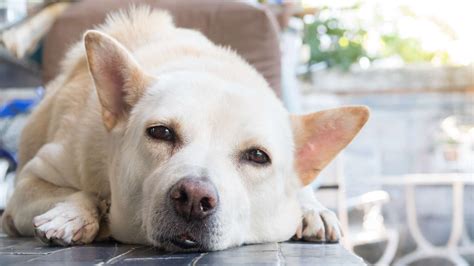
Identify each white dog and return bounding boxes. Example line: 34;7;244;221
2;7;369;251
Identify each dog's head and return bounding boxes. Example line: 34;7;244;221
84;30;369;251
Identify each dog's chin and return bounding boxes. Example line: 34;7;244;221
149;216;221;252
154;232;214;252
149;206;223;252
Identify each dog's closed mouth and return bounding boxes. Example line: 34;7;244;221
170;233;199;249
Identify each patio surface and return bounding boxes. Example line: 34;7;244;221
0;232;365;265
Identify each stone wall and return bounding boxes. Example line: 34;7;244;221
307;65;474;93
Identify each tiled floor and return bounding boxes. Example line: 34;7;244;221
0;233;365;265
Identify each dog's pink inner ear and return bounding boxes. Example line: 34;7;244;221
84;30;150;131
291;106;369;186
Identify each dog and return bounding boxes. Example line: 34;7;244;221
2;7;369;251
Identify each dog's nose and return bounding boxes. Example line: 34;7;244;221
169;177;218;221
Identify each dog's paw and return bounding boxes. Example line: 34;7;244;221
33;202;99;246
293;209;342;243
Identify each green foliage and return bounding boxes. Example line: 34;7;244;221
303;6;452;71
380;34;449;64
304;15;367;71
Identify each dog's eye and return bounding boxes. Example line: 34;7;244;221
146;126;176;142
243;148;271;165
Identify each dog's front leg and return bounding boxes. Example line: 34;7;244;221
31;189;106;246
2;142;109;246
294;186;342;243
3;174;106;246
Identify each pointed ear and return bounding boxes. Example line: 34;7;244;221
84;30;151;131
292;106;370;186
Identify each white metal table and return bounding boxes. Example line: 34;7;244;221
381;173;474;266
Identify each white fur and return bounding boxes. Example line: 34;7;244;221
33;202;99;244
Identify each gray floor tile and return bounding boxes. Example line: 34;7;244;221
111;247;199;265
26;243;142;264
0;235;366;265
0;237;69;255
0;254;43;265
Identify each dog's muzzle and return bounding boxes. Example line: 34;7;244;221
154;176;220;251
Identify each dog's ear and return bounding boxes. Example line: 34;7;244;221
291;106;369;186
84;30;151;131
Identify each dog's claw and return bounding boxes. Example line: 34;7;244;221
315;228;324;240
34;227;52;245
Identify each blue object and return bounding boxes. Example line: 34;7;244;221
0;86;44;118
0;99;36;118
0;149;16;171
0;87;44;170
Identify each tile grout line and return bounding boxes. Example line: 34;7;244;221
277;242;286;266
190;252;208;266
25;247;73;262
103;246;149;265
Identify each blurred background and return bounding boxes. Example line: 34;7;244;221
0;0;473;265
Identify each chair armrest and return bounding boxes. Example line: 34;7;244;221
346;190;390;210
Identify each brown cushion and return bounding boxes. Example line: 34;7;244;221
42;0;281;95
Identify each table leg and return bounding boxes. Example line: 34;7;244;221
393;183;469;266
447;181;464;248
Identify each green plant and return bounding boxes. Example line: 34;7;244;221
302;5;453;71
380;34;449;64
304;12;367;71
